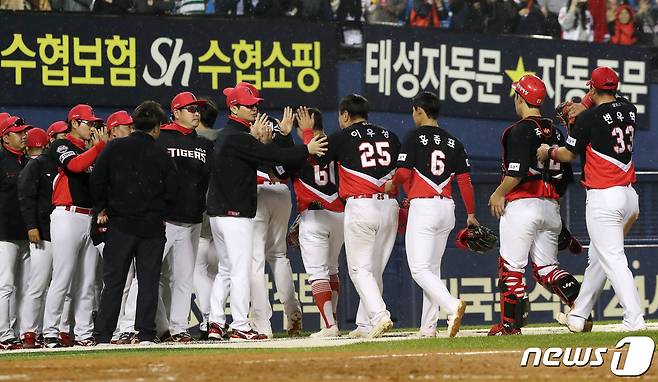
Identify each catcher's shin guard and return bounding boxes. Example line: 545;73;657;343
497;257;529;331
532;264;580;307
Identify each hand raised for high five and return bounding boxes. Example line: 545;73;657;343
277;106;295;136
295;106;315;131
250;113;273;144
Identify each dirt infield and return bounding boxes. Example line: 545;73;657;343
2;347;655;381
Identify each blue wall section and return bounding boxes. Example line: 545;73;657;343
3;61;657;170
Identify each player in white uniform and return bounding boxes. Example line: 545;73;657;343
44;105;108;347
386;92;475;338
537;67;645;332
287;107;345;338
316;94;401;339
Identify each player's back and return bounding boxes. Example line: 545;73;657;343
332;122;400;198
574;100;637;189
399;126;469;199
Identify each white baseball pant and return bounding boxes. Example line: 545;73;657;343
250;184;301;335
570;185;645;330
161;221;201;336
344;197;398;331
116;260;137;335
43;208;98;340
209;216;253;332
0;241;29;341
21;241;52;335
499;198;562;276
299;209;344;282
193;237;219;329
405;197;460;333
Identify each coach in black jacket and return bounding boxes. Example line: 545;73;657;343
91;101;178;344
0;116;31;349
204;83;327;340
156;91;214;342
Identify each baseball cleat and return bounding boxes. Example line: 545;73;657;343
348;327;368;338
487;323;521;336
21;332;38;349
165;331;193;343
74;337;97;347
57;332;74;347
310;325;341;338
0;337;22;350
287;310;303;337
114;332;136;345
447;300;467;338
230;329;268;341
208;322;231;341
367;317;393;338
44;337;61;349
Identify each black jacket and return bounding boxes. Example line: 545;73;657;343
156;124;213;224
91;131;179;238
0;147;29;241
206;118;309;218
17;154;57;241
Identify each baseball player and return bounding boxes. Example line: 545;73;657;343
47;121;69;141
316;94;400;339
193;97;220;340
286;106;345;338
43;104;108;347
157;91;214;342
0;115;31;350
537;66;645;332
206;84;327;340
92;101;179;345
17;127;56;348
385;91;474;338
246;89;302;338
487;75;580;336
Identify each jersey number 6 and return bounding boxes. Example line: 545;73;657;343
359;142;391;168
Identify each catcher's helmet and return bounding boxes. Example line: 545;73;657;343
512;74;546;107
587;66;619;91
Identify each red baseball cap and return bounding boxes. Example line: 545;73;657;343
106;110;133;132
26;128;49;148
587;66;619;90
223;85;263;108
47;121;69;138
171;92;207;112
68;104;103;123
0;116;32;136
0;113;10;125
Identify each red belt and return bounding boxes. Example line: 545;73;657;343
57;205;93;215
350;193;390;200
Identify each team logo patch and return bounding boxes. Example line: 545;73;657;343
56;145;68;154
59;151;75;162
397;153;407;161
566;136;576;146
508;162;520;171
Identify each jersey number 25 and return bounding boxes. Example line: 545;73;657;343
359;142;391;168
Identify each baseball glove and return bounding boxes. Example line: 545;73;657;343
558;225;583;255
456;225;497;254
287;214;301;248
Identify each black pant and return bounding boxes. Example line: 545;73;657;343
93;226;165;343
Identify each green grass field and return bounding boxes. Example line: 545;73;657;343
2;325;657;361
